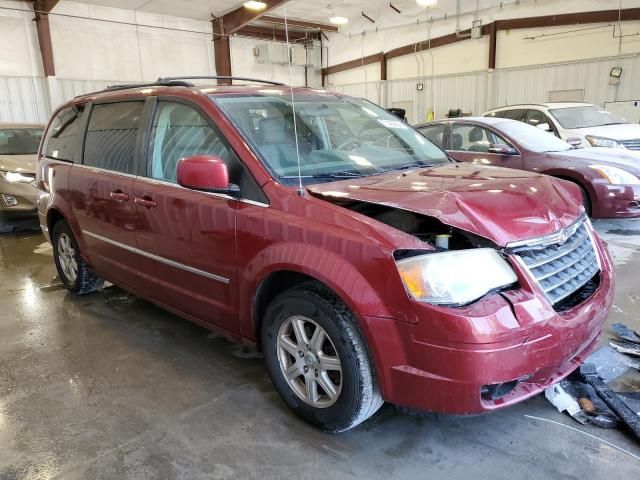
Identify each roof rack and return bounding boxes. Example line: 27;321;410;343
158;76;285;86
76;76;285;98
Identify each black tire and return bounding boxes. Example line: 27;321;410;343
579;186;593;217
52;220;104;294
262;282;383;432
0;222;13;234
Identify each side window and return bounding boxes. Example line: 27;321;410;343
418;124;446;147
525;110;552;129
501;109;526;121
147;101;268;203
42;105;85;161
148;102;233;182
451;124;506;152
83;101;144;174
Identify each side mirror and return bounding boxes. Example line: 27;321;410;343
536;122;553;132
566;137;583;148
488;144;519;155
177;155;239;195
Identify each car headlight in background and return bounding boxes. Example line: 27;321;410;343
395;248;517;305
589;165;640;185
0;170;34;183
585;136;624;149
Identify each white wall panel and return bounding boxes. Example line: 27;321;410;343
0;76;50;123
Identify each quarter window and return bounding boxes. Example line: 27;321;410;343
83;101;144;174
42;105;85;162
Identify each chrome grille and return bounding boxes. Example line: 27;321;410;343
621;139;640;150
513;220;599;307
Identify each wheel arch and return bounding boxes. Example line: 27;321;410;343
245;243;400;348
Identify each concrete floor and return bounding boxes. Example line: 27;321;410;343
1;220;639;480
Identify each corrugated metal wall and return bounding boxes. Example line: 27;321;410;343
0;76;50;123
2;54;640;124
330;54;640;123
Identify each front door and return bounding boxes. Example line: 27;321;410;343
132;99;240;332
448;123;523;170
69;100;145;289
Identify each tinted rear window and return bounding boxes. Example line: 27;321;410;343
43;106;85;161
83;102;144;174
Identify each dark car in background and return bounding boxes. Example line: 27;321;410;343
416;117;640;218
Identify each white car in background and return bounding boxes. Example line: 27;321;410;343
484;102;640;151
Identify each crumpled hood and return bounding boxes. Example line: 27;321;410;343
0;154;36;174
308;163;584;247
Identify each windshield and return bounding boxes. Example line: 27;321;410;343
499;121;573;153
549;106;627;129
214;92;450;184
0;128;43;155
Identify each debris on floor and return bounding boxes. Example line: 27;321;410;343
544;323;640;441
612;323;640;344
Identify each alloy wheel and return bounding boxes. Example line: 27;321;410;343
276;315;343;408
57;232;78;283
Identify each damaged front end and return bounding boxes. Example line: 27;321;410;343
311;191;614;413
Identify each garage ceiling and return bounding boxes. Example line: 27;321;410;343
67;0;458;25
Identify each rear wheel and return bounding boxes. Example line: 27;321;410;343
262;283;383;432
52;220;104;294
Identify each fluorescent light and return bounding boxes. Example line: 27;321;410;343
416;0;437;6
244;1;267;11
329;16;349;25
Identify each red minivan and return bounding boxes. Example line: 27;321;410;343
37;77;614;432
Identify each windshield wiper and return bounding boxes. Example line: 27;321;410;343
281;170;365;180
311;171;365;179
381;162;436;172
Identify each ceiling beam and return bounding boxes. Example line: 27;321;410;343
256;15;339;32
322;7;640;78
235;25;317;42
33;0;59;77
214;0;290;35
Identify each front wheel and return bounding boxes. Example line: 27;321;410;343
262;283;383;432
52;220;104;294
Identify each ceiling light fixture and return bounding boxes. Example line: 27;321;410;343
243;1;267;11
329;16;349;25
416;0;437;6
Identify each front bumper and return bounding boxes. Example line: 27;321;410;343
0;178;38;221
361;234;614;414
591;183;640;218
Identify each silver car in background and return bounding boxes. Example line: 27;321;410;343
0;123;44;233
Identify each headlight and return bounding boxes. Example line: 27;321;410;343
585;136;624;148
0;170;34;183
589;165;640;185
395;248;517;305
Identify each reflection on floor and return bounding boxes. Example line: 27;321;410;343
0;219;639;479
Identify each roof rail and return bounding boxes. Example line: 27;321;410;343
157;76;285;86
75;76;285;98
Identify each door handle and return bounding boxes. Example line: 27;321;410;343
110;190;130;202
134;196;158;209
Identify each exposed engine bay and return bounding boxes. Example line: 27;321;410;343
322;197;496;255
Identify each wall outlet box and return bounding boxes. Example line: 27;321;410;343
471;20;482;39
416;82;424;91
